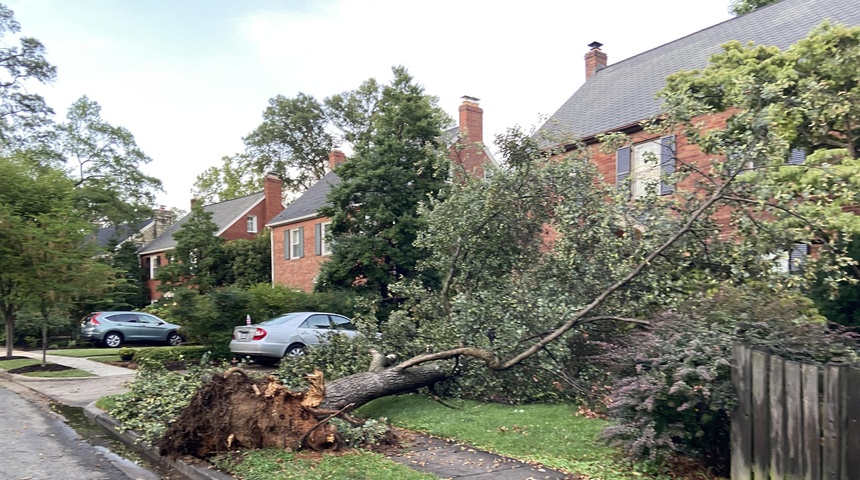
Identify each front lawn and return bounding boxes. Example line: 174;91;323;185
0;357;93;378
211;449;436;480
358;394;635;480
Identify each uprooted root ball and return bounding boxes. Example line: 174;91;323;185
158;369;341;458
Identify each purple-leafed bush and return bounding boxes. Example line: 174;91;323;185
597;286;860;473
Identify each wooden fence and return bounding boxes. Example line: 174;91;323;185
731;341;860;479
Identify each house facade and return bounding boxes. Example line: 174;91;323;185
268;97;496;292
138;174;284;301
536;0;860;265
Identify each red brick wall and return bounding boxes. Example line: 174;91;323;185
220;202;268;241
271;217;332;292
572;111;734;229
142;253;169;301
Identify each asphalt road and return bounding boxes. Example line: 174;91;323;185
0;385;142;480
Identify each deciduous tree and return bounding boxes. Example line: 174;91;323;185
58;96;162;226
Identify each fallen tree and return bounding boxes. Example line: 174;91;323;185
159;24;860;458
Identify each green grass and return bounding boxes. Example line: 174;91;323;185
0;358;94;377
357;394;638;480
211;449;436;480
0;358;41;370
47;347;122;358
20;369;94;378
96;394;121;411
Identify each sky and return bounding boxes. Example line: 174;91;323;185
7;0;733;210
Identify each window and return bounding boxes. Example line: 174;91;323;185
617;135;675;198
149;255;161;279
315;222;332;256
772;243;809;273
286;227;304;259
247;215;258;233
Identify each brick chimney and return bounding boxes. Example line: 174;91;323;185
458;95;483;144
263;172;284;222
585;41;607;80
190;197;198;210
328;149;347;170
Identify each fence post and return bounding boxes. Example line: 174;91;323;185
801;363;821;480
783;360;803;478
752;348;772;480
822;364;845;480
844;366;860;479
732;341;753;480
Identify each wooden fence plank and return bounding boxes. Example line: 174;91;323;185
822;365;845;480
732;341;753;480
802;363;821;480
784;360;803;478
752;349;771;480
844;366;860;480
771;356;787;479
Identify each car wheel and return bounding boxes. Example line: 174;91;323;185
103;332;123;348
285;343;306;357
166;332;183;346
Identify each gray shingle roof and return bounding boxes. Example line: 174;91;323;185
138;192;264;255
94;219;152;248
267;172;341;227
539;0;860;143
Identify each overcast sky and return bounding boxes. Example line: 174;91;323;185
7;0;732;210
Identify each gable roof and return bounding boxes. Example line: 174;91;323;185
138;192;264;255
539;0;860;143
94;219;153;249
267;172;341;227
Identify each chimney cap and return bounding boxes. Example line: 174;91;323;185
461;95;481;104
588;41;603;50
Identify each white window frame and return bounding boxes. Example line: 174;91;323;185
631;140;662;199
247;215;258;233
149;255;160;279
290;228;302;259
320;222;332;255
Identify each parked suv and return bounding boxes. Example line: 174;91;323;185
80;311;183;348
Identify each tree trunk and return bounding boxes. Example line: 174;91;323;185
4;308;13;359
41;323;47;367
319;363;450;411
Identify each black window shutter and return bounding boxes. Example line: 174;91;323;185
616;146;631;190
660;135;676;195
298;227;304;258
789;243;809;272
788;148;806;165
314;223;322;256
144;257;151;279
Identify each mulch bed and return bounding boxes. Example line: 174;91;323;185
8;363;73;374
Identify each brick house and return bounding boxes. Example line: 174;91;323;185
138;174;284;301
536;0;860;269
268;97;496;291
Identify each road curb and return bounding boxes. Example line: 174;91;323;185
83;402;234;480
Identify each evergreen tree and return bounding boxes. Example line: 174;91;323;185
317;67;450;305
155;205;226;294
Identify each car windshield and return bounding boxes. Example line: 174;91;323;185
258;314;301;326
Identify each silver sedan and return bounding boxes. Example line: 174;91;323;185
229;312;359;365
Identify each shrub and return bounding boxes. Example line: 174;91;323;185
598;286;859;474
118;347;135;361
110;355;218;443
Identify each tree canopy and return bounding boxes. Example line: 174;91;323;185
0;3;55;147
729;0;778;16
317;67;450;303
195;78;382;202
